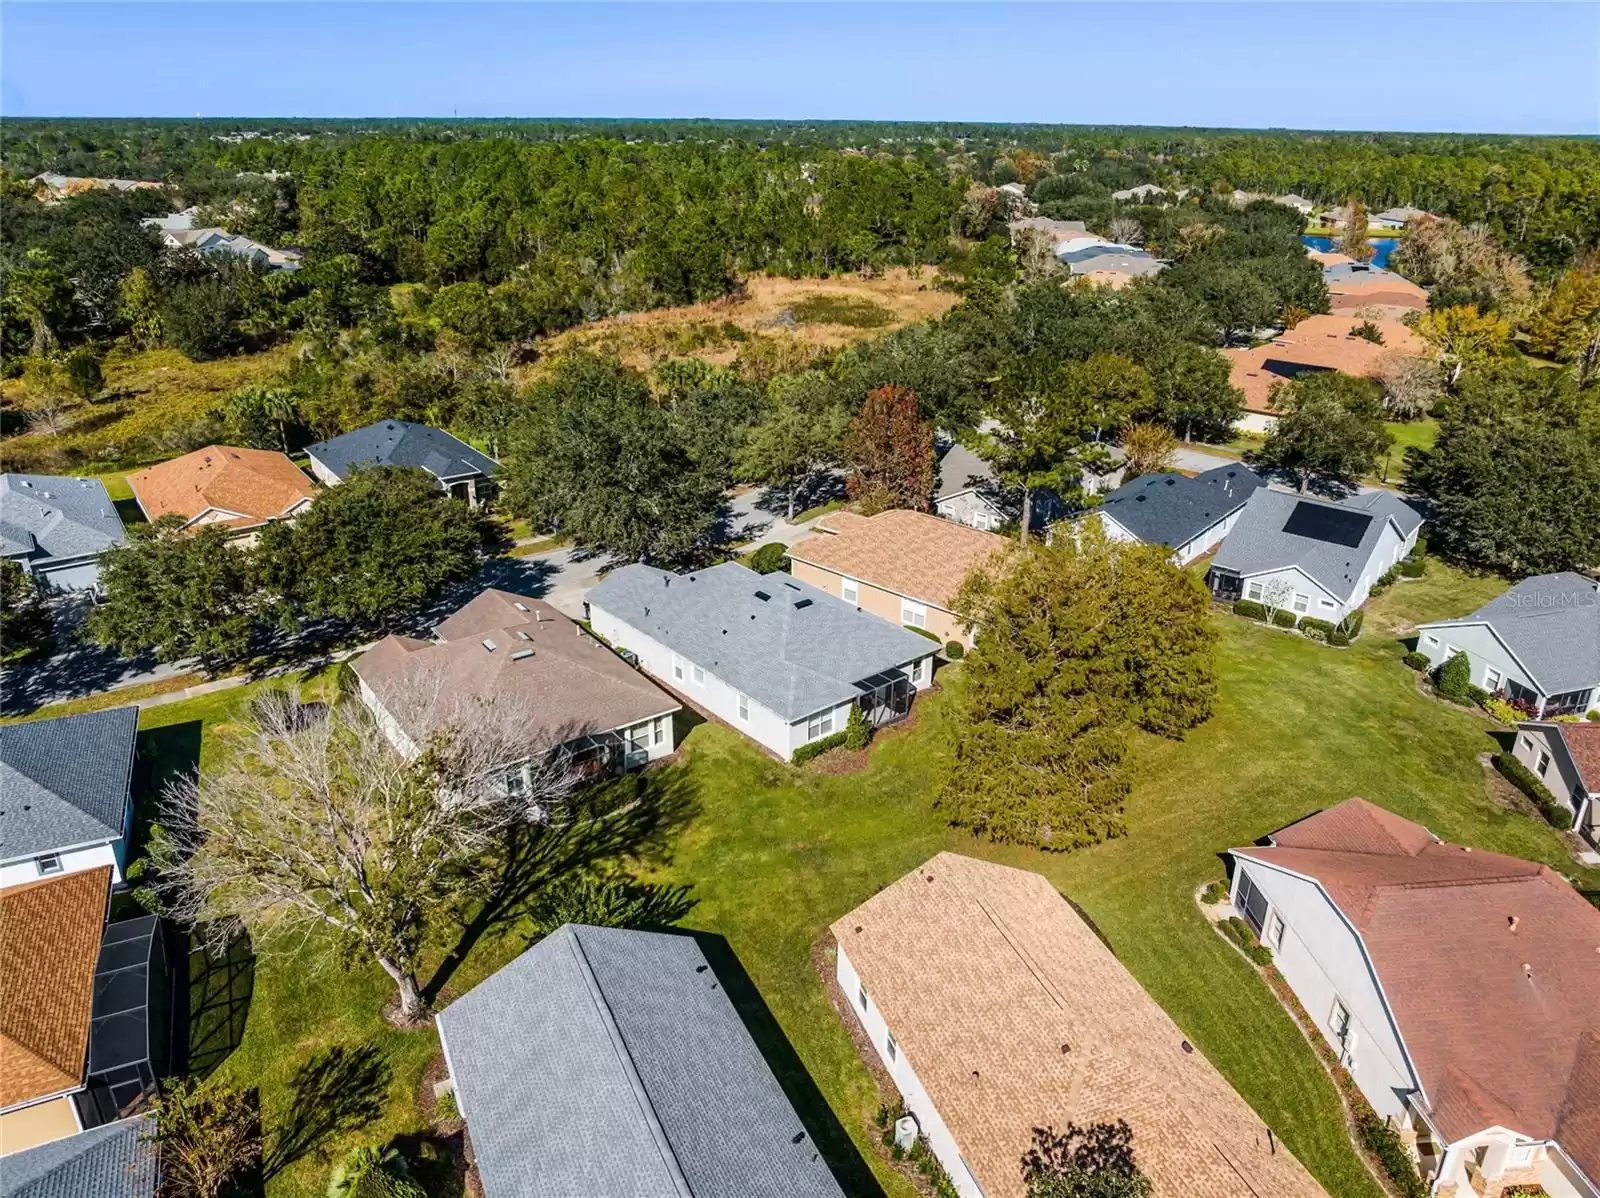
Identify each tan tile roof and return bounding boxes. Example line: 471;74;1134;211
128;445;317;529
0;867;109;1109
1222;314;1426;414
787;510;1008;611
1235;799;1600;1171
351;589;679;751
831;854;1328;1198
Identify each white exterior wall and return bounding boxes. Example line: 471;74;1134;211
1095;510;1141;547
1232;859;1416;1123
27;555;104;593
306;456;342;487
0;840;121;890
1236;411;1278;435
935;490;1004;532
1172;507;1246;566
1414;623;1541;696
835;945;986;1198
1511;726;1587;817
1239;566;1345;619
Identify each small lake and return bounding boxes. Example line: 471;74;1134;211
1303;234;1397;269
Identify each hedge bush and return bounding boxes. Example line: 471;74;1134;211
1298;617;1334;641
1200;880;1229;905
1466;685;1490;707
1435;651;1472;702
943;640;965;660
904;624;941;643
1233;599;1266;620
1401;650;1429;671
792;730;848;766
1397;555;1427;578
1494;753;1575;830
1355;1109;1429;1198
1271;608;1297;628
1220;916;1273;966
1371;566;1399;595
843;703;871;751
1485;696;1522;725
746;542;790;574
1340;609;1364;639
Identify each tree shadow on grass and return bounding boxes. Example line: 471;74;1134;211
391;1131;468;1198
687;930;883;1198
184;928;255;1081
421;763;702;1004
262;1044;390;1180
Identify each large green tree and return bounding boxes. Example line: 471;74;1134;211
257;467;488;627
500;353;724;564
1260;372;1391;493
935;524;1216;850
734;372;850;519
86;518;261;669
0;560;54;660
981;356;1092;544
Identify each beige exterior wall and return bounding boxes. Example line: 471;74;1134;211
0;1096;81;1157
789;560;968;647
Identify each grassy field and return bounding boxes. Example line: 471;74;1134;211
41;562;1593;1198
1;346;292;475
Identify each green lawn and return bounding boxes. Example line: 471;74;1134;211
58;563;1593;1198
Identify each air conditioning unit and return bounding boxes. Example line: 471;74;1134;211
894;1114;919;1152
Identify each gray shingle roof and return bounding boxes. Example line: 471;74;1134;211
306;420;498;484
436;924;844;1198
934;441;996;500
587;562;935;722
0;475;126;564
1094;465;1264;549
0;1116;158;1198
0;707;139;862
1421;572;1600;694
1211;488;1424;602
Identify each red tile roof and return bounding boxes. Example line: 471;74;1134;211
1235;799;1600;1172
1556;722;1600;793
1222;315;1425;414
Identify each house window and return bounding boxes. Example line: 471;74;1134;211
1484;667;1502;692
671;653;685;682
858;983;869;1012
901;599;927;629
841;577;859;605
691;663;705;687
1292;593;1310;614
909;658;926;685
1266;912;1285;949
1246;581;1264;601
1537;749;1551;777
886;1031;898;1063
627;724;650;754
1329;997;1351;1041
1318;598;1336;609
806;710;835;741
35;853;63;876
737;693;750;722
653;718;666;746
972;511;990;531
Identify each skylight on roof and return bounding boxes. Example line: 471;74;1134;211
481;638;497;651
754;590;772;602
513;601;529;612
516;630;531;641
511;648;534;661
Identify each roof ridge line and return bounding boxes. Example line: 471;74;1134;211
567;928;695;1198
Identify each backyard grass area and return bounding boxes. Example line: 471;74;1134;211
62;562;1593;1198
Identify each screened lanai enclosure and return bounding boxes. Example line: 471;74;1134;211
75;915;176;1127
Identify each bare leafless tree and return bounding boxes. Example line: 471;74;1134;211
1259;577;1296;626
1108;216;1144;247
1377;351;1444;420
151;686;580;1023
482;344;519;382
23;401;74;437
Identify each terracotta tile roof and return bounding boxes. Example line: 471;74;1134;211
0;867;109;1109
831;854;1327;1198
1235;799;1600;1171
351;589;679;751
1222;315;1425;414
1329;289;1428;313
1556;722;1600;792
787;509;1008;611
128;445;317;529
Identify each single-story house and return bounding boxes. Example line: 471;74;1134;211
1056;235;1165;286
586;562;936;761
0;707;139;890
1276;193;1317;215
305;420;499;506
351;588;681;785
1088;463;1265;566
127;445;317;537
0;474;126;593
0;1115;157;1197
1322;261;1430;315
934;440;1122;532
1005;216;1087;251
1372;205;1432;229
1208;487;1425;622
786;509;1007;649
1511;721;1600;846
1222;313;1427;433
0;868;110;1157
155;225;301;271
1230;798;1600;1198
1415;572;1599;718
1111;182;1176;202
435;924;845;1198
141;206;197;232
831;853;1327;1198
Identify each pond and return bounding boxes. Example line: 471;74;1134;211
1302;234;1397;269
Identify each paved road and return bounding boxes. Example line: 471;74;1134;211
1173;444;1403;499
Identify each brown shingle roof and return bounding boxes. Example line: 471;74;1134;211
831;853;1327;1198
351;589;679;751
128;445;317;529
788;509;1007;611
1223;315;1426;414
1235;799;1600;1171
0;867;109;1109
1555;722;1600;793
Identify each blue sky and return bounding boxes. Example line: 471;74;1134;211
3;3;1597;134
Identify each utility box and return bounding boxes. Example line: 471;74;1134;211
893;1114;919;1152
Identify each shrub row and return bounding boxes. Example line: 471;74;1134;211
1219;916;1273;966
1401;650;1430;671
1493;753;1575;830
1200;880;1229;905
791;730;848;766
1232;601;1361;644
904;623;941;643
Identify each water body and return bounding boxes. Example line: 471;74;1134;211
1303;234;1397;269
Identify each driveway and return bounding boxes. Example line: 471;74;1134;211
1173;444;1402;499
